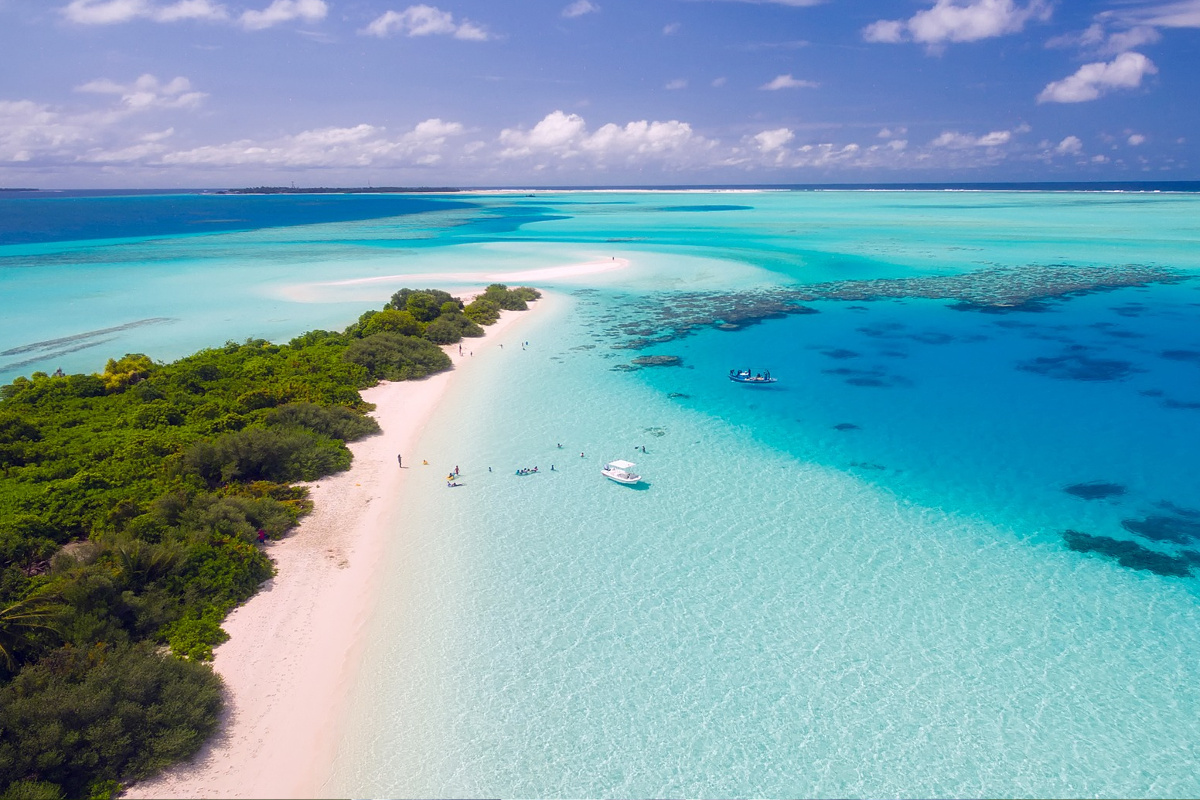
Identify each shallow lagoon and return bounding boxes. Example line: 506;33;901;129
5;190;1200;795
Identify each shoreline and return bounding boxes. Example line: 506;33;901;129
124;295;548;799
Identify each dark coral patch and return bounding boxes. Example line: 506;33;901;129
1121;514;1200;545
833;422;860;431
631;355;683;367
820;348;860;360
1063;530;1193;577
1163;399;1200;410
1064;481;1127;500
1017;351;1139;382
1161;349;1200;364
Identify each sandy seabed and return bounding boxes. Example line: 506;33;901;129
125;297;551;799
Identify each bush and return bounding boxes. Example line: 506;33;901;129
360;308;423;338
422;317;463;345
265;402;380;442
0;642;222;799
341;333;451;382
463;297;500;325
181;427;351;485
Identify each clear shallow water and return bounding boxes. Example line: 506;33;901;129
4;190;1200;796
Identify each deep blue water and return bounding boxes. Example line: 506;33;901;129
0;192;474;245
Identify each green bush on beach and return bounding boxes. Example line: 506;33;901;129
0;284;537;798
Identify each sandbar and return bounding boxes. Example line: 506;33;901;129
125;296;545;799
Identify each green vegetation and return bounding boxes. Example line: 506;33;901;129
0;284;538;797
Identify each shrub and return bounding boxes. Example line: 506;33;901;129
422;317;463;345
181;427;351;486
265;402;380;442
0;642;222;798
341;333;451;382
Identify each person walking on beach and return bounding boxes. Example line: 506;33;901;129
397;454;402;468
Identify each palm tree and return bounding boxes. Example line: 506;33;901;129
0;594;63;671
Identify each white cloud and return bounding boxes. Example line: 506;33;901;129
665;79;688;90
1128;133;1146;145
240;0;326;30
1118;0;1200;28
931;128;1015;148
76;74;207;110
864;0;1050;45
1105;25;1162;52
1055;135;1082;155
753;128;794;153
663;22;681;35
1047;19;1161;57
497;110;715;167
62;0;229;24
161;118;464;167
1038;52;1157;103
562;0;598;18
760;74;819;90
877;126;907;138
0;100;88;163
363;5;491;40
711;77;727;87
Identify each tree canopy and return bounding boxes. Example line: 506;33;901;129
0;284;538;798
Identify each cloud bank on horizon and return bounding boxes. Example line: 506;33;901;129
0;0;1196;186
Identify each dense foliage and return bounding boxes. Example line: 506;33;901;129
0;284;537;797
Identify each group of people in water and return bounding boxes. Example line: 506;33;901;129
446;465;462;487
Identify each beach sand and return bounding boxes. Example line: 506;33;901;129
125;298;548;799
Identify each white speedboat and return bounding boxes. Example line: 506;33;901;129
601;459;641;485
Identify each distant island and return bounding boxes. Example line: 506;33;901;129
0;188;38;192
219;186;459;194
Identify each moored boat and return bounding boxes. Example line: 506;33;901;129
601;459;641;485
729;368;777;384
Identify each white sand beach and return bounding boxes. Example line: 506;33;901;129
125;298;547;799
277;257;629;303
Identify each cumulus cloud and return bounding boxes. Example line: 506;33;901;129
665;79;688;90
76;74;207;110
240;0;326;30
864;0;1050;45
61;0;229;24
497;110;714;167
760;74;819;90
931;127;1021;148
663;22;681;35
0;100;88;163
753;128;794;153
1055;135;1082;155
1128;133;1146;145
562;0;598;18
363;5;490;39
1038;52;1157;103
161;118;464;167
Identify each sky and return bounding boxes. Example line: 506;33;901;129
0;0;1197;188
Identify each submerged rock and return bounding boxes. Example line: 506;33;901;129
1121;514;1200;545
631;355;683;367
1064;481;1127;500
1063;530;1193;578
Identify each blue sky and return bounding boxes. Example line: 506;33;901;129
0;0;1197;187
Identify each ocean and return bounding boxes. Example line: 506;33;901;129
4;188;1200;796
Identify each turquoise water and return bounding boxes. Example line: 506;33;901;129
5;190;1200;796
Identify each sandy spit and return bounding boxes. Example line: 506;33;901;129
124;297;547;799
